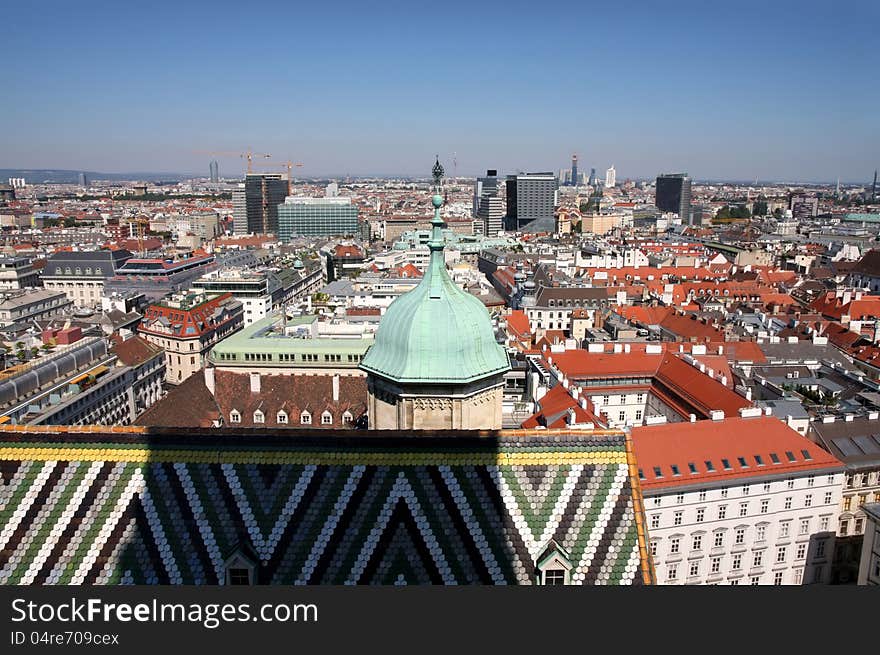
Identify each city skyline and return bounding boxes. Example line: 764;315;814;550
1;1;877;181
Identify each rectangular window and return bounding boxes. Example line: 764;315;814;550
692;535;702;551
763;482;771;493
756;525;766;542
670;538;680;554
696;508;705;523
735;528;745;545
819;516;829;531
711;557;721;574
742;484;750;495
651;514;660;529
780;522;790;538
721;487;728;498
674;511;683;526
784;497;792;510
714;532;724;548
753;551;764;567
796;543;806;559
774;571;784;586
650;540;658;557
824;491;833;505
739;502;748;517
804;494;812;508
732;553;742;570
760;499;769;514
777;546;787;563
816;540;826;558
799;518;810;535
689;561;700;577
676;493;685;504
667;564;678;581
787;478;794;489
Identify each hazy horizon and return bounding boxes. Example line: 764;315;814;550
2;1;877;182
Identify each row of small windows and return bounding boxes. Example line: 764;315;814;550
228;409;353;425
217;352;363;363
640;450;815;480
651;506;833;531
53;266;102;275
648;476;837;505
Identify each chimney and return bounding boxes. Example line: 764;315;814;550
250;372;261;394
332;374;340;402
204;367;215;395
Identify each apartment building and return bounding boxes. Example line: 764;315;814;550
41;249;133;308
0;288;73;327
0;255;40;289
809;412;880;583
634;417;844;585
138;291;243;384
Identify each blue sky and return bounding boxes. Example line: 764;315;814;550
2;0;877;181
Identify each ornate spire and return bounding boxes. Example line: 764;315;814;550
432;155;445;193
428;156;445;251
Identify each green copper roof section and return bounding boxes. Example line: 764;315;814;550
360;160;510;384
209;311;373;366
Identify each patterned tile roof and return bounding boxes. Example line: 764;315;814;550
0;427;652;586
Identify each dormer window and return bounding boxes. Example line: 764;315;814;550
253;410;264;424
321;411;333;425
300;411;312;425
535;539;573;586
277;410;288;424
342;411;353;425
230;410;241;423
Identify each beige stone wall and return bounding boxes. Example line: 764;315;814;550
368;384;503;430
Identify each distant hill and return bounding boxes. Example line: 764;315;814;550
0;169;195;184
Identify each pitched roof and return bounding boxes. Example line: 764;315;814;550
633;416;843;490
134;373;221;427
521;384;602;429
109;334;163;367
211;369;367;428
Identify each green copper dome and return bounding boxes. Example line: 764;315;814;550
360;177;510;384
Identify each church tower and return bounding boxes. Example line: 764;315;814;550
360;157;511;430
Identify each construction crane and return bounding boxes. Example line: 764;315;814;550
127;216;151;256
192;149;271;174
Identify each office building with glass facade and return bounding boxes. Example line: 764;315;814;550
277;197;359;240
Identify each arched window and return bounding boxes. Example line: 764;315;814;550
321;411;333;425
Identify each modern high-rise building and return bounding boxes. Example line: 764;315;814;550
655;173;692;223
505;172;558;232
789;193;819;220
209;160;219;183
232;173;289;235
588;167;597;186
473;170;503;236
276;197;359;240
570;154;578;187
78;172;88;187
605;165;616;188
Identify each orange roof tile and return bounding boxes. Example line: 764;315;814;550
632;417;843;490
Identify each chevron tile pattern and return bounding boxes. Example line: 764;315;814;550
0;430;652;585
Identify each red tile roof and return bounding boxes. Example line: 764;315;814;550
632;417;843;490
521;384;603;429
109;334;164;367
212;369;366;429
